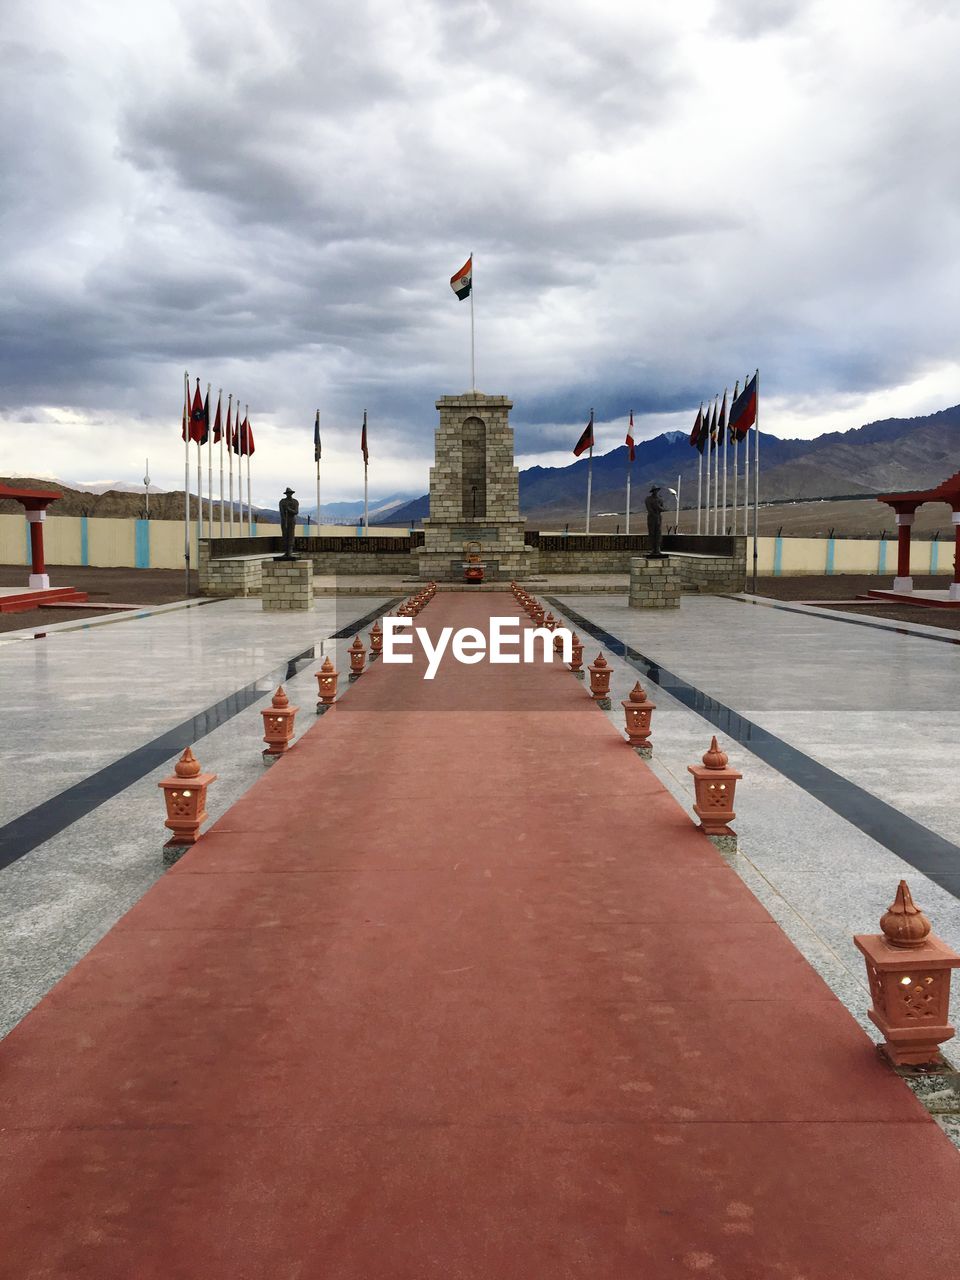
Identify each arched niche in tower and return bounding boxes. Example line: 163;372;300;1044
461;416;487;519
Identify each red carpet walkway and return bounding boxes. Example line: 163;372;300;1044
1;592;959;1278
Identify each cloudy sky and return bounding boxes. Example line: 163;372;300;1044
2;0;958;505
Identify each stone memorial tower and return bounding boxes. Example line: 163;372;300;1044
418;392;535;581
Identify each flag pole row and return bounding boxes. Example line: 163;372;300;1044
181;375;255;590
687;371;759;545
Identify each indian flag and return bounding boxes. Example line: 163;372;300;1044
449;255;472;300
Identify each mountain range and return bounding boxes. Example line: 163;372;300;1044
378;404;960;526
3;405;956;530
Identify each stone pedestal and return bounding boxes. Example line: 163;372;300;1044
418;392;537;581
262;559;313;610
628;556;681;609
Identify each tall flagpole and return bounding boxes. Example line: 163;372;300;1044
709;402;716;535
713;397;721;535
183;370;190;597
730;380;739;538
707;401;715;535
676;473;681;532
732;433;739;536
625;412;632;535
701;409;706;535
585;408;594;534
742;377;750;538
469;250;476;391
236;398;243;533
206;382;212;540
227;395;234;536
196;437;202;557
315;410;321;530
245;403;252;536
752;369;760;591
586;445;593;533
721;391;728;535
363;409;369;529
217;388;224;538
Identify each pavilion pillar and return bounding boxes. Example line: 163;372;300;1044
951;510;960;602
893;512;914;593
26;509;50;590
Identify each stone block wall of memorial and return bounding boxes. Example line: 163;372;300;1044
418;393;536;581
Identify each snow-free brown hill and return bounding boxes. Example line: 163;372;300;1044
0;478;273;522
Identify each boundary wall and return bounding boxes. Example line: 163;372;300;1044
0;514;954;578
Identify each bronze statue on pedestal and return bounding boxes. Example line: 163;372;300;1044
277;487;299;560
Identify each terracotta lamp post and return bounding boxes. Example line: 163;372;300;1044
315;655;339;713
688;737;742;844
622;681;656;755
588;652;612;708
369;619;383;661
349;635;366;681
261;685;299;759
157;747;216;854
855;880;960;1068
569;632;584;679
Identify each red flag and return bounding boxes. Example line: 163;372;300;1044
361;411;368;464
225;399;234;451
199;387;211;445
188;379;206;443
212;391;222;443
233;411;254;456
625;411;635;463
688;403;704;450
729;373;758;440
573;410;594;457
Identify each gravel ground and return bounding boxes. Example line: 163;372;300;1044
0;564;189;634
751;574;960;633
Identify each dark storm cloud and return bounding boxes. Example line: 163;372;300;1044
1;0;959;497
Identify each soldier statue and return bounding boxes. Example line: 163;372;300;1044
645;485;666;558
277;487;299;560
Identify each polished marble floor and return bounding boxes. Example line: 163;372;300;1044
3;586;960;1093
0;595;394;1035
552;591;960;1075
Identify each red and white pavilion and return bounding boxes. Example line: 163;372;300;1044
873;468;960;606
0;483;87;614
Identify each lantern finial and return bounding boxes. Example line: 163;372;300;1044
880;879;932;949
175;746;201;778
702;736;728;769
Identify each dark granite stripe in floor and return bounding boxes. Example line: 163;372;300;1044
549;596;960;900
0;599;400;872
